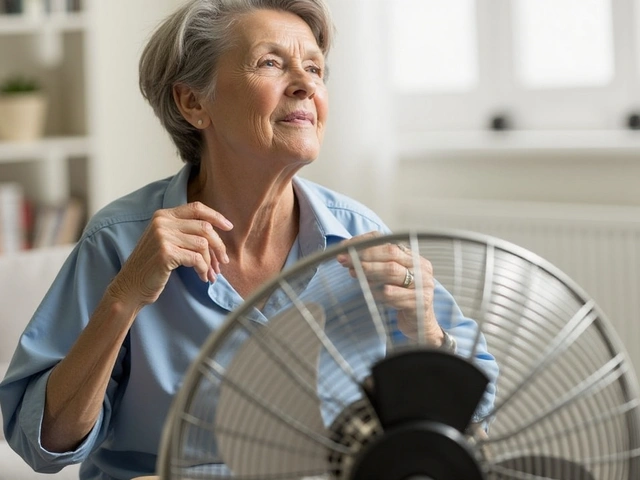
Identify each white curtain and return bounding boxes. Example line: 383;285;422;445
303;0;398;222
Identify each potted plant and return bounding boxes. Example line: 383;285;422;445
0;75;48;142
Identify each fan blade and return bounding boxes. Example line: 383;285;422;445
368;349;489;432
493;455;595;480
216;302;329;477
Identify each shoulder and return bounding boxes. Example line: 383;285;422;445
294;177;390;235
81;175;174;240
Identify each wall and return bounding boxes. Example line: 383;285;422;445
395;150;640;219
88;0;184;213
85;2;640;220
304;0;396;222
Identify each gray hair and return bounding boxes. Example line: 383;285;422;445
139;0;334;165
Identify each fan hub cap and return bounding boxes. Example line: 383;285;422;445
350;421;485;480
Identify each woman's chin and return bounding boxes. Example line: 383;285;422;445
283;155;317;171
277;144;321;166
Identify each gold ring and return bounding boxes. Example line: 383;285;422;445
402;268;414;288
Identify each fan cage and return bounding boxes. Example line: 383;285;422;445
157;229;640;480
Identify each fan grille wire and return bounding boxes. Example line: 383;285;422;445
157;230;640;480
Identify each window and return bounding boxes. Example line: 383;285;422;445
513;0;614;89
389;0;634;133
390;0;478;93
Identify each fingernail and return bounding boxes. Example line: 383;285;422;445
223;219;233;229
208;267;217;283
223;252;230;264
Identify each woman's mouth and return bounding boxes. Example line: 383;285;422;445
280;110;315;125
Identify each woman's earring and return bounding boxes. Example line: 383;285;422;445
197;119;203;127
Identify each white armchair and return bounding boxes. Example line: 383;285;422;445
0;245;80;480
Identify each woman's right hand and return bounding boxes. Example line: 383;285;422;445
108;202;233;308
42;202;232;453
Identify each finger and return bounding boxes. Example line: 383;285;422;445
168;202;233;266
379;283;433;310
209;247;221;276
169;233;219;282
169;217;229;271
171;201;234;232
173;245;213;283
359;243;412;264
151;218;219;282
150;234;212;284
345;260;409;287
346;259;434;293
336;232;384;262
338;242;412;268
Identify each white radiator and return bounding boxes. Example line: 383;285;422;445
394;198;640;378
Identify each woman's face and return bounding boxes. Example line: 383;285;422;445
205;9;328;167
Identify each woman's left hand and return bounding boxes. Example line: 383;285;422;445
336;231;444;346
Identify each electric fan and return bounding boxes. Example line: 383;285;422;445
157;230;640;479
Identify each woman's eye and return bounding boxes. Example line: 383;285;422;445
307;66;322;76
262;59;277;67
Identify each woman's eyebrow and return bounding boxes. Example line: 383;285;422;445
252;41;324;59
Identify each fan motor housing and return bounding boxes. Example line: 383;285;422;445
351;350;489;480
326;350;490;480
350;420;485;480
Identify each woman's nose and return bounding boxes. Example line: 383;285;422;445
285;69;317;100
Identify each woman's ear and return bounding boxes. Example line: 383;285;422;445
173;83;210;129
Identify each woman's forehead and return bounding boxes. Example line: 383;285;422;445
231;9;321;54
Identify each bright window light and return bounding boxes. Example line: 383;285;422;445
390;0;478;93
513;0;614;89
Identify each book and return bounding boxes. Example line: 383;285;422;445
31;197;84;248
53;196;84;245
31;203;58;249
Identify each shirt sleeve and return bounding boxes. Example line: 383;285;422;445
0;231;128;472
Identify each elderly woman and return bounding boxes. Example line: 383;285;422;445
0;0;497;479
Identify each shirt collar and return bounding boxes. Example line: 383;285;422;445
161;166;352;312
162;165;352;256
292;176;352;256
162;163;191;209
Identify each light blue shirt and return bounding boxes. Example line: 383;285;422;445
0;165;497;480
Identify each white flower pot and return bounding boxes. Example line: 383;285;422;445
0;92;48;142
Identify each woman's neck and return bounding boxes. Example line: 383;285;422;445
187;161;300;263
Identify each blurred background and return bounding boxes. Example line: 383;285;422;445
0;0;638;368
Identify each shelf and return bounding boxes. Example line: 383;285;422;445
0;135;91;163
398;129;640;158
0;11;86;35
0;1;93;235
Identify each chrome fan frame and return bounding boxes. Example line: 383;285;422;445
157;229;640;480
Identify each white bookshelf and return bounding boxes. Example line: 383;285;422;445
0;1;94;252
0;135;90;162
0;0;195;255
0;10;86;34
0;135;90;206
